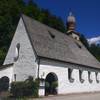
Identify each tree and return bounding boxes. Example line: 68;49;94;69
41;9;66;32
0;0;24;65
24;0;40;19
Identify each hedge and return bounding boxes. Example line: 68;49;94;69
10;77;39;98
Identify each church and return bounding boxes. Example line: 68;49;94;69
0;13;100;96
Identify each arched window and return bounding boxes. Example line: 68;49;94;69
88;71;93;83
68;68;74;83
0;76;9;92
79;70;84;83
14;43;20;62
95;72;99;83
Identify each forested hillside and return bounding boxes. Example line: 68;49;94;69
0;0;100;65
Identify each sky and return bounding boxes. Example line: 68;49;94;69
25;0;100;39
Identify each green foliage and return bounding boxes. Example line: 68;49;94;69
0;0;23;65
0;49;6;65
10;77;39;98
45;82;50;88
51;81;58;88
41;9;66;33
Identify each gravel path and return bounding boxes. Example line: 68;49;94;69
32;92;100;100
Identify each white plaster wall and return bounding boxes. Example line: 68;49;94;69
39;89;45;96
39;63;100;96
0;67;13;83
3;18;38;81
72;33;79;40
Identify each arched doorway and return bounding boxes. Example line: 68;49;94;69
45;72;58;96
0;76;9;92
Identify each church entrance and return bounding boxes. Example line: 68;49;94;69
0;76;9;92
45;72;58;96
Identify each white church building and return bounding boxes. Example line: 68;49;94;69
0;13;100;96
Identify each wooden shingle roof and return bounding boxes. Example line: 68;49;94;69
22;14;100;69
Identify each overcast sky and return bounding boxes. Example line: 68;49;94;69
25;0;100;39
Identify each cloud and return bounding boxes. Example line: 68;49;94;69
87;36;100;45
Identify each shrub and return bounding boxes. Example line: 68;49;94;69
10;82;24;97
51;81;58;88
10;78;39;98
45;82;50;88
51;81;58;95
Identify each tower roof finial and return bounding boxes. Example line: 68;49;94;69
67;12;76;22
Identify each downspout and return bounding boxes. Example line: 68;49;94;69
37;57;40;79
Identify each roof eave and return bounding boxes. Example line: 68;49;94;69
39;56;100;72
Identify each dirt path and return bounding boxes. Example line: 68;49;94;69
32;92;100;100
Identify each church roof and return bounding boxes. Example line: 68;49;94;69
21;14;100;69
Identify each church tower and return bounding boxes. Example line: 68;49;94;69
67;12;76;32
66;12;80;40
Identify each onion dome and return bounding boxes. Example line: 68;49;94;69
67;12;76;23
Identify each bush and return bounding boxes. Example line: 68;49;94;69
10;78;39;98
10;82;24;97
51;81;58;88
45;82;50;88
